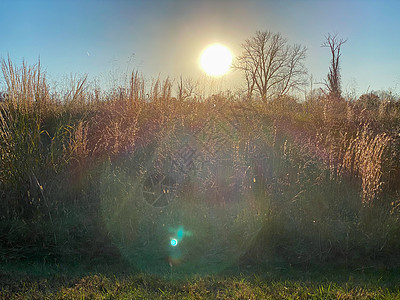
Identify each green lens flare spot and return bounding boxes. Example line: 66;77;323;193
177;228;184;239
170;238;178;247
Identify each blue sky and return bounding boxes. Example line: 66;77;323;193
1;0;399;96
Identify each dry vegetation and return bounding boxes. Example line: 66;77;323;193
1;57;400;277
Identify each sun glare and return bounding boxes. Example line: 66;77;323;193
200;44;233;76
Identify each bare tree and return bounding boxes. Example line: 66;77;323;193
234;30;307;101
322;33;347;99
176;75;198;101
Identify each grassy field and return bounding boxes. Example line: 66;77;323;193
1;58;400;298
1;262;400;299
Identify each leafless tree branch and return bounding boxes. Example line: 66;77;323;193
233;30;307;101
321;33;347;99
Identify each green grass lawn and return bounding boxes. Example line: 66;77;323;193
1;262;399;299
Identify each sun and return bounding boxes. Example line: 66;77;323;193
200;43;233;76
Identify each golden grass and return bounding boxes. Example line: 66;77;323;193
1;58;400;266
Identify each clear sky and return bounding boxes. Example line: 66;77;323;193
1;0;399;97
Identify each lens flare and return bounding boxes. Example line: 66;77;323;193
99;129;266;276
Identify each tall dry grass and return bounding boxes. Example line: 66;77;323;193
1;58;400;266
339;126;391;204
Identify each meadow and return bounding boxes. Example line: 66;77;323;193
1;58;400;298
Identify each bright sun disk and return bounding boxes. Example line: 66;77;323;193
200;44;233;76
